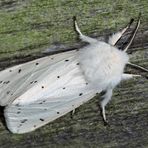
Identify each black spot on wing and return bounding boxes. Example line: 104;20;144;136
57;76;60;78
15;103;20;107
18;69;21;73
6;81;10;84
6;91;10;94
57;112;60;114
9;70;12;72
3;81;10;84
41;86;44;89
36;63;39;65
40;118;44;121
76;63;79;65
19;124;22;127
65;59;69;62
0;81;3;84
39;100;46;104
63;87;66;89
30;81;38;84
21;119;27;123
79;93;83;96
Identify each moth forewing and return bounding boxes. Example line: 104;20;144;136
5;84;97;133
0;50;76;106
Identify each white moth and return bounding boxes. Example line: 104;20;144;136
0;14;147;134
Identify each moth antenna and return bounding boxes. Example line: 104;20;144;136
73;16;98;43
123;13;141;52
73;16;82;36
109;18;134;46
127;62;148;72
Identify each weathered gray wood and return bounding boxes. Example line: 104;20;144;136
0;0;147;148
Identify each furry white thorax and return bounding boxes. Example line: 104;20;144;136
78;41;129;91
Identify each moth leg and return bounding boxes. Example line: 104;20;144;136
122;73;141;80
73;16;97;44
70;109;76;119
108;18;134;46
100;89;113;124
72;109;75;116
127;62;148;72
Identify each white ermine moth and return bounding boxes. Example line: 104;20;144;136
0;14;147;134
